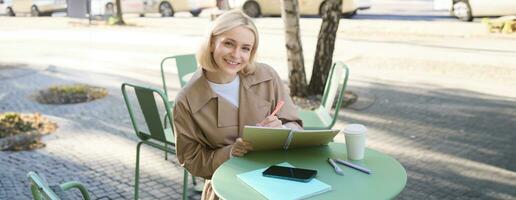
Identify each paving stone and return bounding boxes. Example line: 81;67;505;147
1;51;516;200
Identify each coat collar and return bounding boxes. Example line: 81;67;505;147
186;65;273;114
240;64;273;89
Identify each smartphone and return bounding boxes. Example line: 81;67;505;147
262;165;317;182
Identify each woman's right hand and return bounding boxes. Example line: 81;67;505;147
231;138;253;157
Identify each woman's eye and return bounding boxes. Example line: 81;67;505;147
242;47;251;52
224;41;234;47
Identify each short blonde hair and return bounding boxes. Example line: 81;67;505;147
197;9;259;75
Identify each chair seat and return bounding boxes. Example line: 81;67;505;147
298;106;333;130
140;128;176;145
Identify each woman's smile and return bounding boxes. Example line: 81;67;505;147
224;58;240;66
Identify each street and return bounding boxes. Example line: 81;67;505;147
1;0;516;199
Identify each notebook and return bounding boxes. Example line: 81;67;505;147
243;126;339;151
237;162;332;200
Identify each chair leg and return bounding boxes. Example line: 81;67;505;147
183;169;189;200
192;176;204;192
164;144;168;160
192;175;196;186
135;142;143;200
163;114;169;160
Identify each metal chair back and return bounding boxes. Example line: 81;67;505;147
321;61;349;128
160;54;198;98
121;83;174;144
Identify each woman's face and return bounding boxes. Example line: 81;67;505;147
211;26;255;80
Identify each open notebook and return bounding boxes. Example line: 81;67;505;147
237;162;331;200
243;126;339;151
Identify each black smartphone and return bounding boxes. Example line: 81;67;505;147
262;165;317;182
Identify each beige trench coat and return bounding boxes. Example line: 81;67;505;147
173;63;302;200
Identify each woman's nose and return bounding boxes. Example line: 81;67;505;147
230;48;240;57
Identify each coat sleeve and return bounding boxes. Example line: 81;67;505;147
269;67;303;128
173;99;232;179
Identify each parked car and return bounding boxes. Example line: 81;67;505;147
434;0;516;22
228;0;359;18
90;0;216;17
10;0;66;16
0;0;14;16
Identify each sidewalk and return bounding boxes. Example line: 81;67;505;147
2;59;516;199
0;66;201;199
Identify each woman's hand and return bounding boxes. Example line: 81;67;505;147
257;115;283;128
231;138;253;157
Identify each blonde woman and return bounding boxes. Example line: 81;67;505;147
173;9;302;200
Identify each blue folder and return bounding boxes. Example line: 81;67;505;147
237;162;332;200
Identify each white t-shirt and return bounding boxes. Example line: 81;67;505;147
207;76;240;108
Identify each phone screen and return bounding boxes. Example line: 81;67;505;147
262;165;317;182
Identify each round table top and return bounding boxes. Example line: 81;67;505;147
212;142;407;200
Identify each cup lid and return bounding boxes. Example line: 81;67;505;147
343;124;367;134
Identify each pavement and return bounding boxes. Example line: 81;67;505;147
2;0;516;199
1;65;199;199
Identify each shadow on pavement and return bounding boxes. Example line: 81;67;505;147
338;80;516;199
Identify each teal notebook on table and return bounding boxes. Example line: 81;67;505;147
237;162;331;200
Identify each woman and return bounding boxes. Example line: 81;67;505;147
173;9;302;200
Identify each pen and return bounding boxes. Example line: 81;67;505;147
269;100;285;116
327;158;344;176
334;158;372;175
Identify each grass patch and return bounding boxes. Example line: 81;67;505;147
37;84;108;104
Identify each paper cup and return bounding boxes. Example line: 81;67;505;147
343;124;367;160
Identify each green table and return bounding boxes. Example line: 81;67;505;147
212;142;407;200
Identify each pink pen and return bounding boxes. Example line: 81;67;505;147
257;100;285;127
270;100;285;116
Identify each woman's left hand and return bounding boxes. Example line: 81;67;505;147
257;115;283;128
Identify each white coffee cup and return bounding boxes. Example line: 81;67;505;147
343;124;367;160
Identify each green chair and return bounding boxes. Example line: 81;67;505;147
27;171;91;200
121;83;189;200
160;54;201;192
160;54;198;95
159;54;198;159
298;61;349;130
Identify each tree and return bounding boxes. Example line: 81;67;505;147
280;0;308;97
217;0;230;10
308;0;342;95
114;0;125;25
281;0;343;97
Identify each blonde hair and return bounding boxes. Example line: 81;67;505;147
197;9;259;75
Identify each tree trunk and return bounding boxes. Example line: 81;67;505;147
308;0;342;96
217;0;230;10
115;0;125;25
281;0;308;97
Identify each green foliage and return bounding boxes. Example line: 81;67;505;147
0;112;58;151
49;84;88;95
107;16;125;25
0;113;35;138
